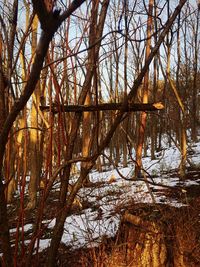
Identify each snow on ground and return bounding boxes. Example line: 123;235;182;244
9;137;200;254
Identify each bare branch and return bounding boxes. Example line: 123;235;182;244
40;102;164;113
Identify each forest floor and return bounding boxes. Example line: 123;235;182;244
3;137;200;266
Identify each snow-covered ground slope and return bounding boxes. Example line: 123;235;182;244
8;138;200;253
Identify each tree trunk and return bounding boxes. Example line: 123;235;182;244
191;6;200;142
81;92;92;185
135;0;153;178
26;15;41;210
0;34;13;267
151;7;159;161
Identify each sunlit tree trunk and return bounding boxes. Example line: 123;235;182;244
4;0;18;202
26;15;42;210
168;77;187;179
122;0;129;168
176;12;187;179
81;92;92;184
151;4;159;160
135;0;153;178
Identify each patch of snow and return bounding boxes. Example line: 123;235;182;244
10;223;33;234
7;138;200;255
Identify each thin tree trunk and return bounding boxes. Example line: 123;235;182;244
191;6;200;141
81;0;98;185
135;0;153;178
26;15;41;210
0;31;13;267
81;92;92;184
122;0;129;168
151;4;159;160
175;12;187;179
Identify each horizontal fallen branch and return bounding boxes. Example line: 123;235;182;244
122;211;162;233
40;102;164;113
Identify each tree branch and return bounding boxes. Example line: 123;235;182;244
40;102;164;113
31;0;49;30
